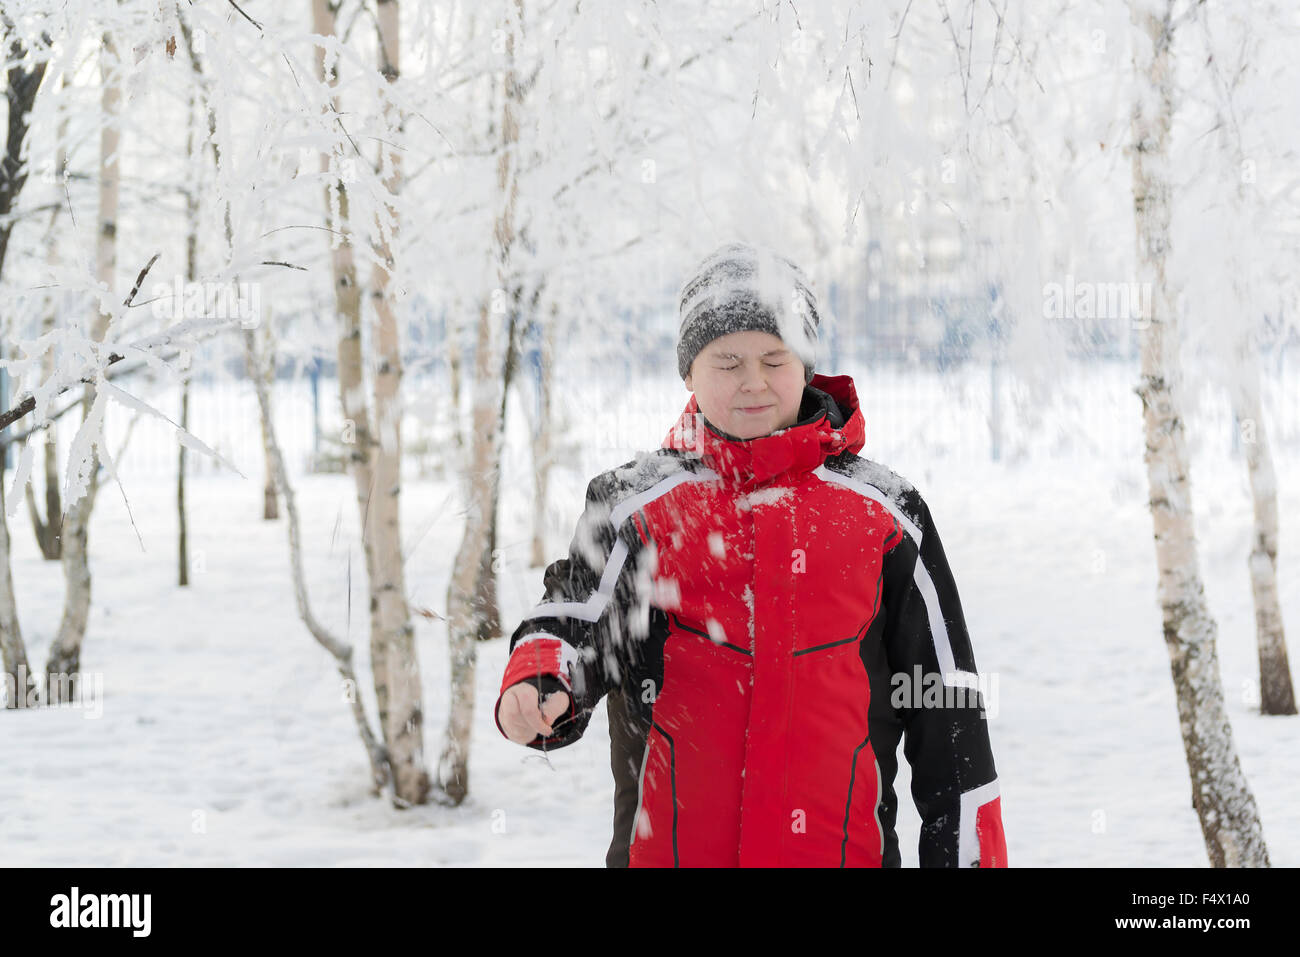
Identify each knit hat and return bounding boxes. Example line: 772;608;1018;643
676;241;820;384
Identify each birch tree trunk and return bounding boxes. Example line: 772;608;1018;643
369;0;431;807
1128;0;1270;867
0;23;48;706
313;0;387;756
178;382;190;585
45;30;121;697
312;0;430;806
475;283;526;644
258;317;279;521
448;295;465;459
1208;75;1298;716
529;301;558;567
1234;334;1296;715
178;79;199;588
478;275;538;638
0;478;33;708
24;73;66;561
26;300;63;559
439;0;525;805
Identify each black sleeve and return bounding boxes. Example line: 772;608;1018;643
880;493;1007;867
495;470;648;751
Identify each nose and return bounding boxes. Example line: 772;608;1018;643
738;362;766;393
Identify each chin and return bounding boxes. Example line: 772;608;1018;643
730;417;774;439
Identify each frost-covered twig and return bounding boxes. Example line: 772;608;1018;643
0;251;161;432
0;314;245;439
1;249;256;512
1;248;309;442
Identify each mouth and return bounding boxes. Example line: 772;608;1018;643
736;405;773;414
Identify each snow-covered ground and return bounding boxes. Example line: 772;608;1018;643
1;359;1296;866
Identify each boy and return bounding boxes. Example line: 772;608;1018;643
496;242;1007;867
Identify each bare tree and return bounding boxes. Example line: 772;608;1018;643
439;0;526;805
311;0;430;807
22;71;66;562
1128;0;1269;867
177;65;199;587
255;316;280;522
43;26;122;696
0;13;49;707
528;300;559;567
1193;3;1297;717
367;0;432;807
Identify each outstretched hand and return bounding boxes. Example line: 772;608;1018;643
498;683;571;745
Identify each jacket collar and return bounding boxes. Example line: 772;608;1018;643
661;373;867;490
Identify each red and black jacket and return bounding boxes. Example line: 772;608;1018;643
495;372;1007;867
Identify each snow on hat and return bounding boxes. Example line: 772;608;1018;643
676;241;820;384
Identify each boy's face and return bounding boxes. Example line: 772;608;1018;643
684;330;807;440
